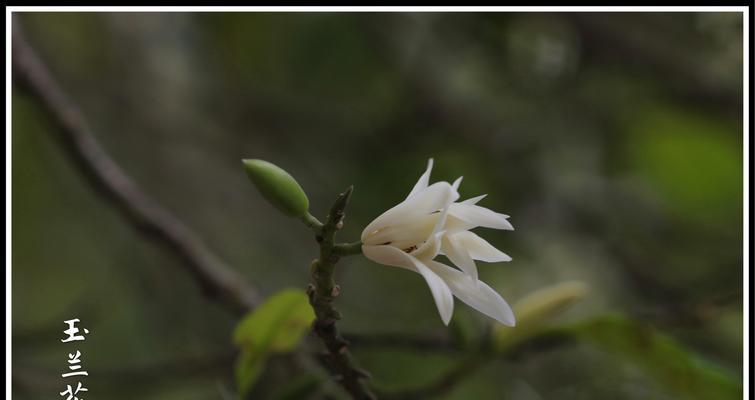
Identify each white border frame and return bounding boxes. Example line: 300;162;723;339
5;6;751;400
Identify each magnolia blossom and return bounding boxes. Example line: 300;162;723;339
361;159;515;326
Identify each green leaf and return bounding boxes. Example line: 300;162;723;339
233;288;315;396
235;346;268;397
493;280;588;351
511;315;742;399
573;315;741;400
626;108;741;224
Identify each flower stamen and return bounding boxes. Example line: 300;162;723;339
403;245;418;253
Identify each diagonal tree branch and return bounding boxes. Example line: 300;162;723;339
11;17;260;315
12;18;376;398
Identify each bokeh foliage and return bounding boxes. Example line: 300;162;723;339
12;11;743;399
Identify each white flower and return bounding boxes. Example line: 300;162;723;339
361;159;516;326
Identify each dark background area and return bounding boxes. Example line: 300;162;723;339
12;12;744;399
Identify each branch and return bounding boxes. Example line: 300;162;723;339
333;241;363;257
378;356;488;400
379;330;577;399
307;187;376;400
11;17;260;315
346;333;458;353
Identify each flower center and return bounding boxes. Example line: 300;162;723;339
403;245;418;253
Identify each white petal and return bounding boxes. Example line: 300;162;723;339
448;203;513;231
362;245;416;272
452;176;463;191
362;214;437;249
427;260;515;326
414;259;455;325
443;214;477;233
461;194;487;205
427;180;458;239
412;231;444;260
363;244;454;325
454;231;511;263
406;158;434;199
441;233;478;281
362;181;458;242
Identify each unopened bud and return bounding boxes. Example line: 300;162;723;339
513;281;589;327
493;280;588;352
242;159;309;218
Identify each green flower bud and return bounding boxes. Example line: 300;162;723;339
512;280;588;327
242;159;309;218
493;281;588;352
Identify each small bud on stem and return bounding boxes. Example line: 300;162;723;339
242;159;310;218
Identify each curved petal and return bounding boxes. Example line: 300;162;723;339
406;158;434;199
414;259;455;325
362;244;454;325
448;203;513;231
362;214;437;250
461;194;487;205
408;177;459;257
451;176;463;191
426;181;458;240
443;214;476;233
427;260;515;326
412;231;444;260
362;181;458;242
454;231;511;262
362;244;416;272
441;233;478;281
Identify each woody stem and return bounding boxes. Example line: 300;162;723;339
304;186;376;400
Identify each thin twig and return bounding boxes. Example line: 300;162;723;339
346;333;458;353
378;356;489;400
332;241;364;257
379;330;577;399
11;18;260;315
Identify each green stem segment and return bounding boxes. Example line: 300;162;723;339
304;186;375;400
300;211;323;231
333;241;364;256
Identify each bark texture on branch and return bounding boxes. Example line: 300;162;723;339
305;188;376;400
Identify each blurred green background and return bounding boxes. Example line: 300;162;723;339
12;11;744;400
